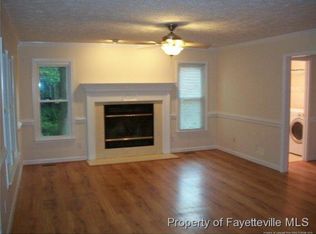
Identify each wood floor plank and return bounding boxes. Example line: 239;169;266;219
12;150;316;233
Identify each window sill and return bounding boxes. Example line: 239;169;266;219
35;136;76;142
176;128;208;133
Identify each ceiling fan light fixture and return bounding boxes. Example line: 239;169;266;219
161;24;185;56
161;39;184;56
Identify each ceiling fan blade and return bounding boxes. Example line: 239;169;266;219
101;39;159;46
184;41;210;49
100;38;210;49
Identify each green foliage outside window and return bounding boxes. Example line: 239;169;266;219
40;102;68;136
39;67;69;136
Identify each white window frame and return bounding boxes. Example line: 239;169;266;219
32;59;74;141
0;38;4;168
1;40;19;186
176;61;208;132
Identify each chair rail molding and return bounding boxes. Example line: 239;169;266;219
216;112;281;128
20;117;87;127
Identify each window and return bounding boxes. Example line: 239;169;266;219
33;60;72;140
178;63;207;131
0;38;19;186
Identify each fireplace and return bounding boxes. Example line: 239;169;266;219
104;103;154;148
81;83;174;163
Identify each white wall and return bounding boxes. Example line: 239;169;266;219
18;43;217;162
217;29;316;170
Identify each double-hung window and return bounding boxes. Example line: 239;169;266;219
178;63;207;131
33;60;72;140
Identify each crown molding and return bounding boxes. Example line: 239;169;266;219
217;28;316;50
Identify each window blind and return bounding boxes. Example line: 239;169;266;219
178;64;205;130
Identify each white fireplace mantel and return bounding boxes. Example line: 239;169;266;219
81;83;175;161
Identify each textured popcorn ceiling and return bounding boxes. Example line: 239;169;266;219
4;0;316;47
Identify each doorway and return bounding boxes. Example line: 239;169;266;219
281;53;316;172
288;59;307;163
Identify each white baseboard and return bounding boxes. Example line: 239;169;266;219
7;159;23;234
23;147;280;171
172;144;280;171
23;155;87;165
215;145;280;171
171;145;216;153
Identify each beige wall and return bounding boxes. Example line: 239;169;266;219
18;28;316;170
217;29;316;169
18;43;217;161
0;3;22;234
291;60;306;110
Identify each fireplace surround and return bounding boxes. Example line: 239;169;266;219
81;83;175;163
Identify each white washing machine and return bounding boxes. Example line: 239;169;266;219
289;109;304;156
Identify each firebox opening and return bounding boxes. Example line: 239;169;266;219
104;103;154;149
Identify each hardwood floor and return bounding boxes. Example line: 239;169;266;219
12;150;316;233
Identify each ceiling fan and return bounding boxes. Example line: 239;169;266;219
101;23;209;56
160;23;185;56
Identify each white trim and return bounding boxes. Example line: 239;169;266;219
216;112;281;128
208;112;217;118
218;29;316;50
17;121;22;130
18;29;316;51
0;148;5;168
32;59;74;141
18;41;211;52
23;155;86;165
5;155;19;188
280;56;291;173
75;117;86;124
170;111;217;120
81;83;174;92
19;41;159;49
302;60;310;161
22;146;280;172
7;159;23;234
280;51;316;172
216;145;280;171
0;37;3;175
20;119;34;126
172;145;216;153
282;50;316;58
20;117;86;126
81;83;174;161
33;136;76;142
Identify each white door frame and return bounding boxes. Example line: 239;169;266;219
280;50;316;172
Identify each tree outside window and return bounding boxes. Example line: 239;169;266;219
39;67;69;136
